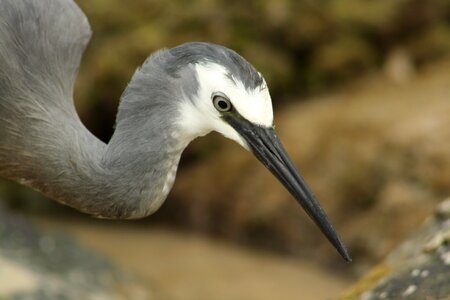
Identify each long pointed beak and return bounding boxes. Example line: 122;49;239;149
225;116;351;262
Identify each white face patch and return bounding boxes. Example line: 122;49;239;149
177;62;274;149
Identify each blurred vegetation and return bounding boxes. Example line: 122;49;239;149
73;0;450;140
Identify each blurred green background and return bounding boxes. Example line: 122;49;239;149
1;0;450;299
72;0;450;140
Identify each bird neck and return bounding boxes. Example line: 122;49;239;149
101;110;186;215
95;68;190;219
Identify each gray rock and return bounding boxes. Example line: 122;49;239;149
340;198;450;300
0;207;149;300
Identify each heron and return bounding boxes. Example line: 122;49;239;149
0;0;351;261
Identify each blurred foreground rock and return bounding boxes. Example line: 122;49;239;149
339;198;450;300
162;58;450;271
0;207;148;300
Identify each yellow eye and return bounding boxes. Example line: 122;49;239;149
212;93;232;112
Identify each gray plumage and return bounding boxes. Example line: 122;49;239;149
0;0;352;261
0;0;262;218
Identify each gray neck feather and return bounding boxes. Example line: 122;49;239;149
1;54;195;219
0;0;199;218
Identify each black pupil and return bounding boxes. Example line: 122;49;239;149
218;99;229;110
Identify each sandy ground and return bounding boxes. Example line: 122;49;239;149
35;218;351;300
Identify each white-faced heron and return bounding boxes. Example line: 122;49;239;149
0;0;351;261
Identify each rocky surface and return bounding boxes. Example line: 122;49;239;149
36;217;351;300
339;198;450;300
0;207;148;300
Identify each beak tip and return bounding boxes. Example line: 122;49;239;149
321;222;352;262
333;238;352;262
341;248;352;263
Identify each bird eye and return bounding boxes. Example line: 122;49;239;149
212;93;232;112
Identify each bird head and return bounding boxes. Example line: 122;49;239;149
178;61;273;148
170;42;351;261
